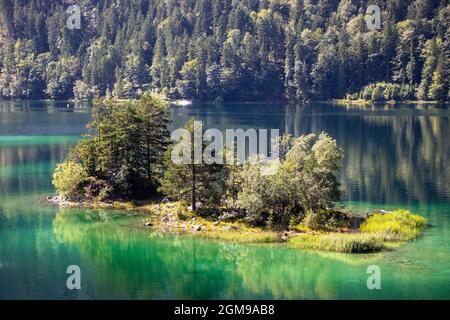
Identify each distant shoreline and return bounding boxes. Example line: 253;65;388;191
2;98;449;107
327;99;450;106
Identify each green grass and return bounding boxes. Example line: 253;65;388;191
288;233;384;253
360;210;427;241
199;229;280;244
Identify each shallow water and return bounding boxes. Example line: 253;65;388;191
0;101;449;299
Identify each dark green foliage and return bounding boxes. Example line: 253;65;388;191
303;210;351;231
160;120;225;210
56;93;171;200
348;82;416;101
1;0;448;101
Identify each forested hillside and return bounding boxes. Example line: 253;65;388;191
0;0;448;102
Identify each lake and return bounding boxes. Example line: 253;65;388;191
0;100;449;299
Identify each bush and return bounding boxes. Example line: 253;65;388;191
302;210;350;231
52;161;87;198
350;82;416;102
80;177;113;201
371;85;384;102
360;210;427;241
384;83;401;100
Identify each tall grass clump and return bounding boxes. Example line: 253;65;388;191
199;230;280;244
288;234;384;253
360;210;427;241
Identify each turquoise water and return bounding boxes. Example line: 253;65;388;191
0;101;449;299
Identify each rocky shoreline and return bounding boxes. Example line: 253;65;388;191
46;195;371;241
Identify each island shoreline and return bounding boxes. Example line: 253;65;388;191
47;196;427;255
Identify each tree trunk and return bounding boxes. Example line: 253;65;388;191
146;139;151;182
192;163;196;211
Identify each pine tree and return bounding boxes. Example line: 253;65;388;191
160;120;224;210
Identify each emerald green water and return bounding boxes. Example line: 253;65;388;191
0;101;449;299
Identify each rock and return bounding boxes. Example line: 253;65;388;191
191;217;196;221
224;225;239;231
144;222;153;227
367;209;389;217
218;211;242;221
187;206;193;211
281;236;288;242
47;196;61;203
162;197;169;203
195;202;204;209
192;224;204;232
350;216;366;229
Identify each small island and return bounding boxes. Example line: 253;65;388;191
50;94;427;254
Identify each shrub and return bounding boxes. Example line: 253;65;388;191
302;209;350;231
80;177;113;201
384;83;401;100
350;82;416;102
371;85;385;102
52;161;87;198
360;210;427;241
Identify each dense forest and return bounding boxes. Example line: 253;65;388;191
0;0;448;102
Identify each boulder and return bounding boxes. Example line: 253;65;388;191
218;211;242;221
195;202;204;209
367;209;389;217
192;224;204;232
224;225;239;231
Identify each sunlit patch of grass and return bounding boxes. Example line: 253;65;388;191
288;233;384;253
189;217;280;243
360;210;427;241
199;230;280;243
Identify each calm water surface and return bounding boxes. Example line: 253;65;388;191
0;100;449;299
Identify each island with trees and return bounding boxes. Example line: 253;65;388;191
50;94;428;254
